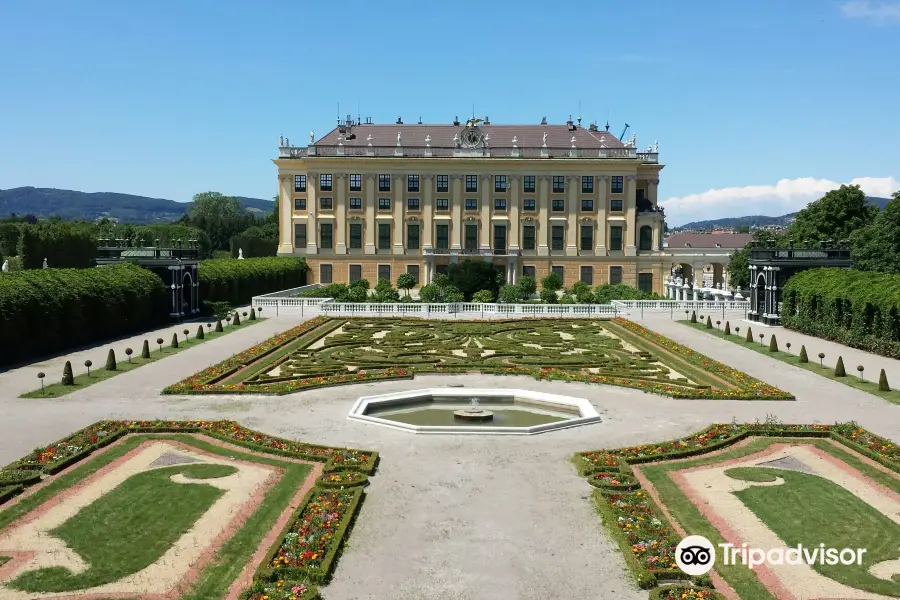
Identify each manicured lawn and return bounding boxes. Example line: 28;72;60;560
639;437;900;600
21;318;262;398
728;467;900;596
0;433;313;599
681;320;900;405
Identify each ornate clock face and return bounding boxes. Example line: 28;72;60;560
460;126;484;148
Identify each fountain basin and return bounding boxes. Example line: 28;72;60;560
348;388;602;435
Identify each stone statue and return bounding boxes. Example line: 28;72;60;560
511;136;517;145
42;258;48;269
484;134;490;145
1;260;8;272
367;134;373;146
453;133;461;148
630;133;637;147
571;136;577;147
279;134;284;147
337;133;344;145
542;132;548;146
653;140;659;152
309;130;315;144
397;131;402;144
425;134;431;145
238;248;244;259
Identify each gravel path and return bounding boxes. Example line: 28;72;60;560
1;313;897;600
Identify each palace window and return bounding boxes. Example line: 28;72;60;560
378;264;391;282
581;176;594;193
551;265;564;279
581;199;594;211
319;197;333;210
436;224;449;249
609;226;623;251
294;223;307;248
349;264;362;283
639;225;653;251
494;224;506;252
464;224;478;250
378;224;391;249
552;199;565;212
465;174;478;192
320;174;332;191
294;175;306;192
610;199;623;212
552;175;565;193
551;225;565;250
407;198;420;210
378;198;391;211
320;223;333;249
294;198;306;211
494;175;507;192
580;225;593;251
494;198;507;211
522;265;536;279
349;174;362;191
407;265;420;284
580;266;593;285
465;198;477;211
407;174;419;192
349;223;362;249
349;197;362;210
638;273;653;293
407;224;420;249
610;266;623;285
436;198;449;211
611;175;624;194
523;198;536;211
523;175;536;193
319;264;332;284
522;225;536;250
436;175;449;192
378;174;391;192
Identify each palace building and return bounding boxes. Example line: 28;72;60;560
274;115;667;293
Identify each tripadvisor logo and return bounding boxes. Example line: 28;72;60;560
675;535;868;575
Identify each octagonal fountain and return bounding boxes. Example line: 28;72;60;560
347;388;602;435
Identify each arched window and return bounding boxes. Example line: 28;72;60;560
639;226;653;251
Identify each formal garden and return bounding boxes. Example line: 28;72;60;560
162;316;791;400
0;421;376;600
573;420;900;599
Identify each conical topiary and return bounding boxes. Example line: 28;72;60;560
171;333;179;349
215;320;223;333
834;356;846;377
105;349;117;371
141;339;150;359
196;324;205;340
690;310;697;323
724;321;731;335
879;369;890;391
799;345;808;363
768;334;778;352
705;316;713;329
62;361;74;386
249;307;257;320
745;327;753;342
233;311;241;326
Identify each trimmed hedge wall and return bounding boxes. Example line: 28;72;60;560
781;268;900;358
199;257;307;308
17;221;97;269
0;263;167;366
229;234;277;259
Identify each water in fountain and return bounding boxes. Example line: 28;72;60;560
470;397;480;408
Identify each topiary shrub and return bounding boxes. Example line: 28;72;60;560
724;321;731;335
61;361;74;386
232;310;241;326
215;320;223;333
769;334;778;352
249;307;257;320
171;333;179;348
799;345;808;362
745;327;753;342
879;369;890;391
705;316;712;329
834;356;846;377
690;310;697;323
196;325;205;340
141;339;151;359
105;348;116;371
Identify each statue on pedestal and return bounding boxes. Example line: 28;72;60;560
1;260;8;273
238;248;244;260
42;258;48;269
309;130;315;144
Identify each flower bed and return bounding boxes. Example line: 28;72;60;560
574;421;899;597
0;421;375;600
163;317;793;400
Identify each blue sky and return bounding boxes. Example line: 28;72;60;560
1;0;898;225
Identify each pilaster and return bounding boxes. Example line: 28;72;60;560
595;175;607;255
364;174;376;254
565;175;578;256
335;173;347;254
393;174;404;255
306;171;318;254
537;175;549;256
278;174;292;252
508;175;520;250
451;174;463;249
480;174;491;249
422;174;434;249
624;174;637;257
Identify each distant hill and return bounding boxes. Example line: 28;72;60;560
0;187;273;224
677;196;891;230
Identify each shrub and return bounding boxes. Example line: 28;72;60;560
232;310;241;325
498;284;523;303
834;356;846;377
690;310;697;323
105;349;116;371
705;315;712;328
16;221;97;269
61;361;74;386
769;334;778;352
229;234;277;259
724;321;731;335
196;325;205;340
745;326;753;342
249;307;257;320
541;271;563;292
215;320;223;333
539;288;558;304
199;257;307;309
519;275;537;298
799;345;808;362
171;333;179;348
0;263;167;367
781;268;900;359
472;289;494;303
141;340;151;359
879;369;891;391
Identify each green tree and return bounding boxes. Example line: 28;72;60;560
541;271;563;292
539;288;558;304
372;278;400;303
418;283;440;303
570;281;594;303
396;272;416;297
734;225;751;233
786;184;878;246
445;260;503;301
443;284;465;302
498;284;523;303
472;289;494;303
187;192;256;251
519;275;537;298
852;191;900;274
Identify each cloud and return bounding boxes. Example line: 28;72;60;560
661;176;899;225
840;1;900;23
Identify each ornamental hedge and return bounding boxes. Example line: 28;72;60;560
199;257;307;309
0;263;167;366
781;268;900;358
229;233;277;259
17;221;97;269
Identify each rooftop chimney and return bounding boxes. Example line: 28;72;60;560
540;116;547;125
484;116;490;124
566;115;575;131
453;116;460;126
396;117;403;124
417;116;423;124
